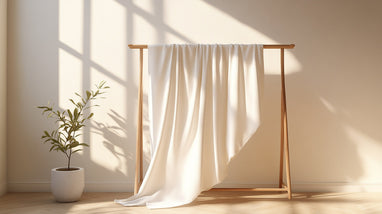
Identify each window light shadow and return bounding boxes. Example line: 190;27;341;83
52;0;379;196
201;0;377;186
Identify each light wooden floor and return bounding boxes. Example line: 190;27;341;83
1;192;382;214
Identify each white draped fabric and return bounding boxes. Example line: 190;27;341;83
116;44;263;209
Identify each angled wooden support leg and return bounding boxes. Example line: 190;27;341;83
134;48;144;194
279;91;285;188
280;48;292;199
284;113;292;199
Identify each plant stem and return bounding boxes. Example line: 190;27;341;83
68;130;76;170
64;151;70;170
68;152;71;170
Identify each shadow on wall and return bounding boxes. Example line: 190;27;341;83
6;0;139;193
58;0;139;186
205;0;382;185
92;110;134;177
113;0;196;173
65;0;380;186
9;0;382;198
53;0;195;190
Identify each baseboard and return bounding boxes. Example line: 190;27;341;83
7;182;382;193
84;182;133;192
292;182;382;192
8;182;134;192
216;182;382;192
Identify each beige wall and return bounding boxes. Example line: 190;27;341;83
0;0;7;196
7;0;382;192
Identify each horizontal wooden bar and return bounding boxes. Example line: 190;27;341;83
263;44;295;49
128;44;295;49
208;187;288;192
128;44;148;49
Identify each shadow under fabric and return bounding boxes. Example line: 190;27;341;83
116;44;264;209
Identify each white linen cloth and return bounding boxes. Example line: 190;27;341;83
116;44;263;209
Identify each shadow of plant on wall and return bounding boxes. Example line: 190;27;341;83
56;0;196;190
91;110;134;177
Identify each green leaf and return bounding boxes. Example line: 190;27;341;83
69;99;77;107
58;147;66;153
72;149;82;154
49;145;57;152
74;108;79;120
59;124;66;129
59;136;66;143
51;138;60;145
99;81;105;88
86;90;91;100
87;113;94;119
67;109;73;121
69;141;79;149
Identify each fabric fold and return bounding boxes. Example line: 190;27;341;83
116;44;263;209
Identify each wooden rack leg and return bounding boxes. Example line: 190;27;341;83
278;94;285;188
280;48;292;199
284;114;292;199
134;48;144;194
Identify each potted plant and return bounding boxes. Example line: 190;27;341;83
38;81;109;202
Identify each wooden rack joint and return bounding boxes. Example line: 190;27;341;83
129;44;295;200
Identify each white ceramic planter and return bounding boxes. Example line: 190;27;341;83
51;167;84;202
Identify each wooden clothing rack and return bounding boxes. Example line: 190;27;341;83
128;44;295;199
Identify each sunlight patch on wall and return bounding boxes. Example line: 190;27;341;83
58;0;132;174
91;0;127;81
163;0;265;43
133;0;155;14
58;0;84;110
58;49;83;109
59;0;84;54
132;11;162;44
90;137;129;175
58;49;84;147
162;0;301;75
263;49;301;75
319;97;337;113
344;125;382;183
89;67;129;175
